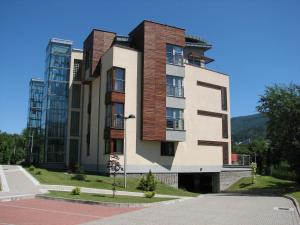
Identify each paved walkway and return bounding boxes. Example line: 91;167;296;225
0;165;41;200
40;184;187;199
82;193;300;225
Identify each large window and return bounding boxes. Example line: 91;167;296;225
107;67;125;92
73;59;82;81
166;44;183;66
166;75;184;97
166;108;184;130
71;84;81;108
105;103;124;129
70;111;80;136
161;142;175;156
105;139;124;154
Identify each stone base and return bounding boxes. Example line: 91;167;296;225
219;170;251;191
116;173;178;188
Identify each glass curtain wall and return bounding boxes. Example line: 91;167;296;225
42;39;72;163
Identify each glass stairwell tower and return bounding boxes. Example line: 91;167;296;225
42;38;73;164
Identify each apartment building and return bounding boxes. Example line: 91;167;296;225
28;21;250;192
78;20;250;192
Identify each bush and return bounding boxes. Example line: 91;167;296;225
72;173;86;181
71;166;87;181
137;170;157;192
71;187;81;195
144;191;155;198
29;165;35;171
35;170;42;175
271;167;296;181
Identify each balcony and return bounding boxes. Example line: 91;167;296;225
167;85;184;98
166;118;185;142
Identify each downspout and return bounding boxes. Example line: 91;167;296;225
96;79;101;173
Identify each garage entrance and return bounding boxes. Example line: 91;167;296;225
178;173;218;193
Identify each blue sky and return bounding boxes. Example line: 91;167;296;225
0;0;299;134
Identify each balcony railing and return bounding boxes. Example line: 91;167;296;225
231;154;251;166
112;114;124;129
166;118;184;130
167;85;184;98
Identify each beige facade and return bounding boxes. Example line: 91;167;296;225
66;49;83;167
79;45;231;174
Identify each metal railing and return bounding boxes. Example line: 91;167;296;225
166;118;184;130
167;85;184;97
231;154;251;166
112;114;124;129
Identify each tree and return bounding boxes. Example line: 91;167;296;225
257;84;300;182
106;154;123;198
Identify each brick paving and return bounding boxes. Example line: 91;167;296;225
0;198;140;225
82;193;300;225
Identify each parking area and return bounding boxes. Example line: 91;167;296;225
0;198;140;225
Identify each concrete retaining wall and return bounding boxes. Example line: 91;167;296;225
220;170;251;191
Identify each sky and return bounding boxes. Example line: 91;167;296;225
0;0;299;134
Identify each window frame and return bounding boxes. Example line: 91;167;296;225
166;44;183;66
106;67;125;93
161;142;175;156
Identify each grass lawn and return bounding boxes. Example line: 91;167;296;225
27;167;198;197
227;175;300;205
44;191;176;203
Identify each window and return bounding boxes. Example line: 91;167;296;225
161;142;175;156
105;103;124;129
71;84;81;108
73;59;82;81
107;67;125;92
114;139;123;154
104;139;124;154
70;111;80;136
69;139;79;165
166;108;184;130
166;75;184;97
166;44;183;66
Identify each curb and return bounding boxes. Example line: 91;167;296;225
18;166;40;186
0;165;9;192
36;194;189;208
284;195;300;217
0;193;36;202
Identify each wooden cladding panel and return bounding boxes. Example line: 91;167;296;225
104;128;124;139
130;21;185;141
197;81;228;111
83;30;115;78
198;140;229;164
197;110;228;139
105;92;125;104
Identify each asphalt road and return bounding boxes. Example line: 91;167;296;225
83;193;300;225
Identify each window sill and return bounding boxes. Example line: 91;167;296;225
166;128;186;132
166;95;185;99
166;63;185;68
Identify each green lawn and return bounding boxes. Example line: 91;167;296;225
27;167;198;197
44;191;176;203
227;175;300;205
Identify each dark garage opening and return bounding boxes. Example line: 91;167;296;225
178;173;214;193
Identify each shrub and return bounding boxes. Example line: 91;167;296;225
137;170;157;192
35;170;42;175
71;166;87;181
72;173;86;181
144;191;155;198
29;165;35;171
71;187;81;195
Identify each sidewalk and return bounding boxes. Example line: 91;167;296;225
40;184;189;199
0;165;42;201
